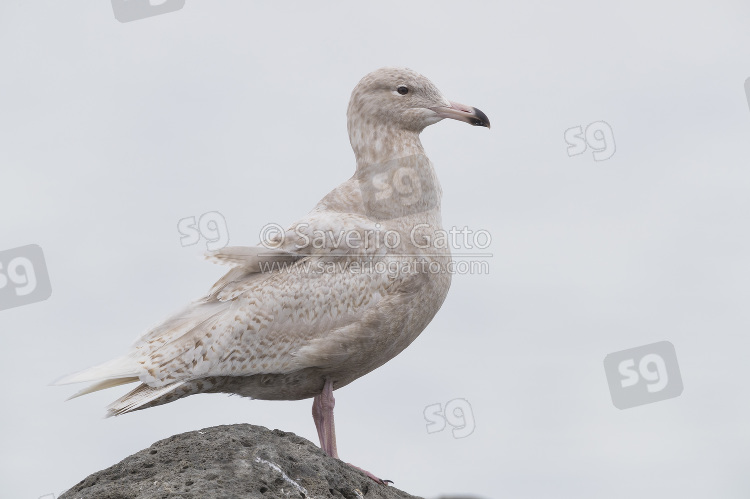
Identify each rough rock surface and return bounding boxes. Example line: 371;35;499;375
59;424;422;499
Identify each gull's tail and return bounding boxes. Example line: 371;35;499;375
52;355;140;401
105;381;187;417
53;355;193;417
53;295;232;415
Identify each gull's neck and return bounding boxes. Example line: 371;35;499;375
348;122;426;169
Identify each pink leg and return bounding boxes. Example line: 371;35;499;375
311;393;325;453
311;378;392;485
311;379;337;457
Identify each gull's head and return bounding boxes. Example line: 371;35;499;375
347;67;489;163
348;67;490;133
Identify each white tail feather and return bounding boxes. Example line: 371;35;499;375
52;355;138;386
66;377;140;401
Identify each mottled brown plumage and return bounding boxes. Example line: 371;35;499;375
55;67;489;482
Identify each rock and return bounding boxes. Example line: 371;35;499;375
59;424;422;499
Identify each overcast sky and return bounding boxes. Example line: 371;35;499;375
1;1;750;498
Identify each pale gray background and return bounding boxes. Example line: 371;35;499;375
1;1;749;498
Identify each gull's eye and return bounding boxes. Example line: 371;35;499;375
397;86;409;95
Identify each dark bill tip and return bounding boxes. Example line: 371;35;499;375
469;107;490;128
